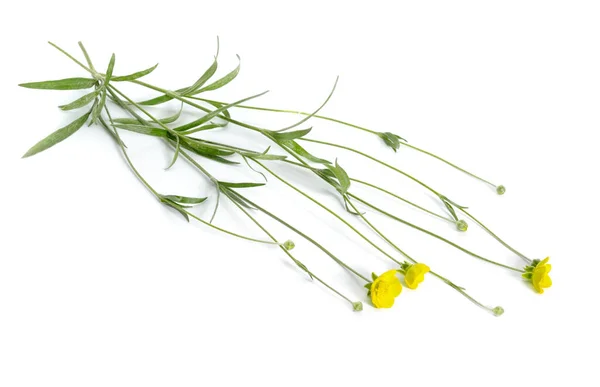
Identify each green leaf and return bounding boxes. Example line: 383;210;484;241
204;100;231;119
180;122;226;135
202;154;240;165
377;132;407;152
112;63;159;81
19;77;97;90
162;195;207;204
236;146;286;161
237;151;286;160
160;198;189;222
270;127;312;142
22;112;90;158
364;283;372;289
222;187;257;209
166;136;181;170
219;182;265;188
90;54;115;125
113;124;168;137
138;42;219;105
114;103;183;126
138;94;173;106
185;57;218;95
104;53;116;83
274;76;338;132
194;55;241;93
160;103;184;124
326;159;350;194
179;139;239;164
59;90;99;110
180;138;235;156
371;272;378;281
281;140;331;164
173;90;268;132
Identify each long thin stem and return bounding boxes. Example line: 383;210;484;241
229;194;363;309
253;158;505;313
190;98;500;188
299;137;443;197
347;193;524;273
459;208;532;264
227;193;369;283
188;97;379;134
250;159;404;267
343;196;502;315
102;95;279;247
400;142;498;188
280;158;454;224
351;178;454;223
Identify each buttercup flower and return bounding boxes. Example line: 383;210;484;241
523;257;552;293
366;270;403;308
403;263;431;289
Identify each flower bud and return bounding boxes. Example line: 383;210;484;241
352;302;363;312
456;219;468;232
492;306;504;316
282;240;295;251
496;185;506;195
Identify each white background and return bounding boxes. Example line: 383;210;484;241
1;1;599;386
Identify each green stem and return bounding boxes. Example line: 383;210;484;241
250;159;405;267
298;137;443;197
459;208;532;264
229;194;361;309
101;98;278;247
280;158;453;224
190;98;500;188
347;193;524;273
350;178;454;224
343;196;503;315
400;142;498;188
230;193;369;283
187;97;379;135
49;42;94;74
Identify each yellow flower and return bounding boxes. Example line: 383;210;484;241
404;263;430;289
369;270;402;308
531;257;552;294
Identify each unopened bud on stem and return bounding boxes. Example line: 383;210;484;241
282;240;295;251
456;219;468;232
496;185;506;195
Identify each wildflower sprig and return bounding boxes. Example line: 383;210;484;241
19;40;551;316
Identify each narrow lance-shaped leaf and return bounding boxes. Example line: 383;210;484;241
111;63;159;81
139;42;220;105
326;159;351;194
165;136;181;170
160;198;189;222
204;100;231;119
180;122;226;135
185;57;218;94
281;140;331;164
59;90;99;111
222;188;257;210
114;103;183;125
112;124;168;137
19;77;97;90
194;55;241;94
162;195;207;204
22;111;91;158
174;90;268;132
270;127;312;142
218;182;266;188
91;53;116;125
